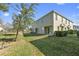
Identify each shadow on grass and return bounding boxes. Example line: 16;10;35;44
0;38;16;42
0;44;10;50
23;33;45;37
3;34;16;36
0;38;16;50
31;36;79;56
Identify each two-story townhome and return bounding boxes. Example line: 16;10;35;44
32;11;73;34
73;25;79;30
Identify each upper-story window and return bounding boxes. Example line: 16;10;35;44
67;20;69;24
68;21;70;25
61;17;63;22
56;14;58;20
66;19;67;24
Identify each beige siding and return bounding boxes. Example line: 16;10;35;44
32;12;53;34
53;12;62;31
53;12;73;31
70;22;73;29
32;11;74;34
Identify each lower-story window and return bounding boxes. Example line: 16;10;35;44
57;26;59;31
65;28;66;31
35;28;38;33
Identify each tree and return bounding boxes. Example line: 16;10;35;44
0;18;5;32
0;4;8;11
0;4;9;28
4;22;13;32
0;4;9;49
12;4;37;40
0;18;4;25
0;4;9;32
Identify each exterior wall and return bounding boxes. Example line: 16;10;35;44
70;22;73;30
53;12;62;31
32;11;74;34
0;24;4;32
0;27;4;32
32;12;53;34
73;25;79;30
53;12;73;31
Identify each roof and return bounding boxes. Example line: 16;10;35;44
36;10;73;23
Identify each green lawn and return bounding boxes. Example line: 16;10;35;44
0;34;16;39
0;34;79;56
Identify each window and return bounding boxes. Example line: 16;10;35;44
65;28;66;31
35;28;38;33
66;19;67;24
68;21;70;25
62;17;63;22
56;14;58;20
58;26;59;31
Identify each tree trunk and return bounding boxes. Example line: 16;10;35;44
15;29;19;40
15;17;24;40
15;29;23;40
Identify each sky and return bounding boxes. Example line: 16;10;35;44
0;3;79;25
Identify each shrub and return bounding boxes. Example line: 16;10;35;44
55;31;68;37
23;32;37;36
68;30;74;34
74;30;77;34
77;31;79;37
3;34;16;36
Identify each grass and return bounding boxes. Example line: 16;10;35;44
0;33;79;56
0;34;16;39
4;39;43;56
30;35;79;56
0;34;44;56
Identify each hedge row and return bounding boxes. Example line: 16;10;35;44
55;31;68;37
3;34;16;36
55;30;79;37
77;31;79;37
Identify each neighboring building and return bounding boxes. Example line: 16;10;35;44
73;25;79;30
0;24;4;32
32;11;74;34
